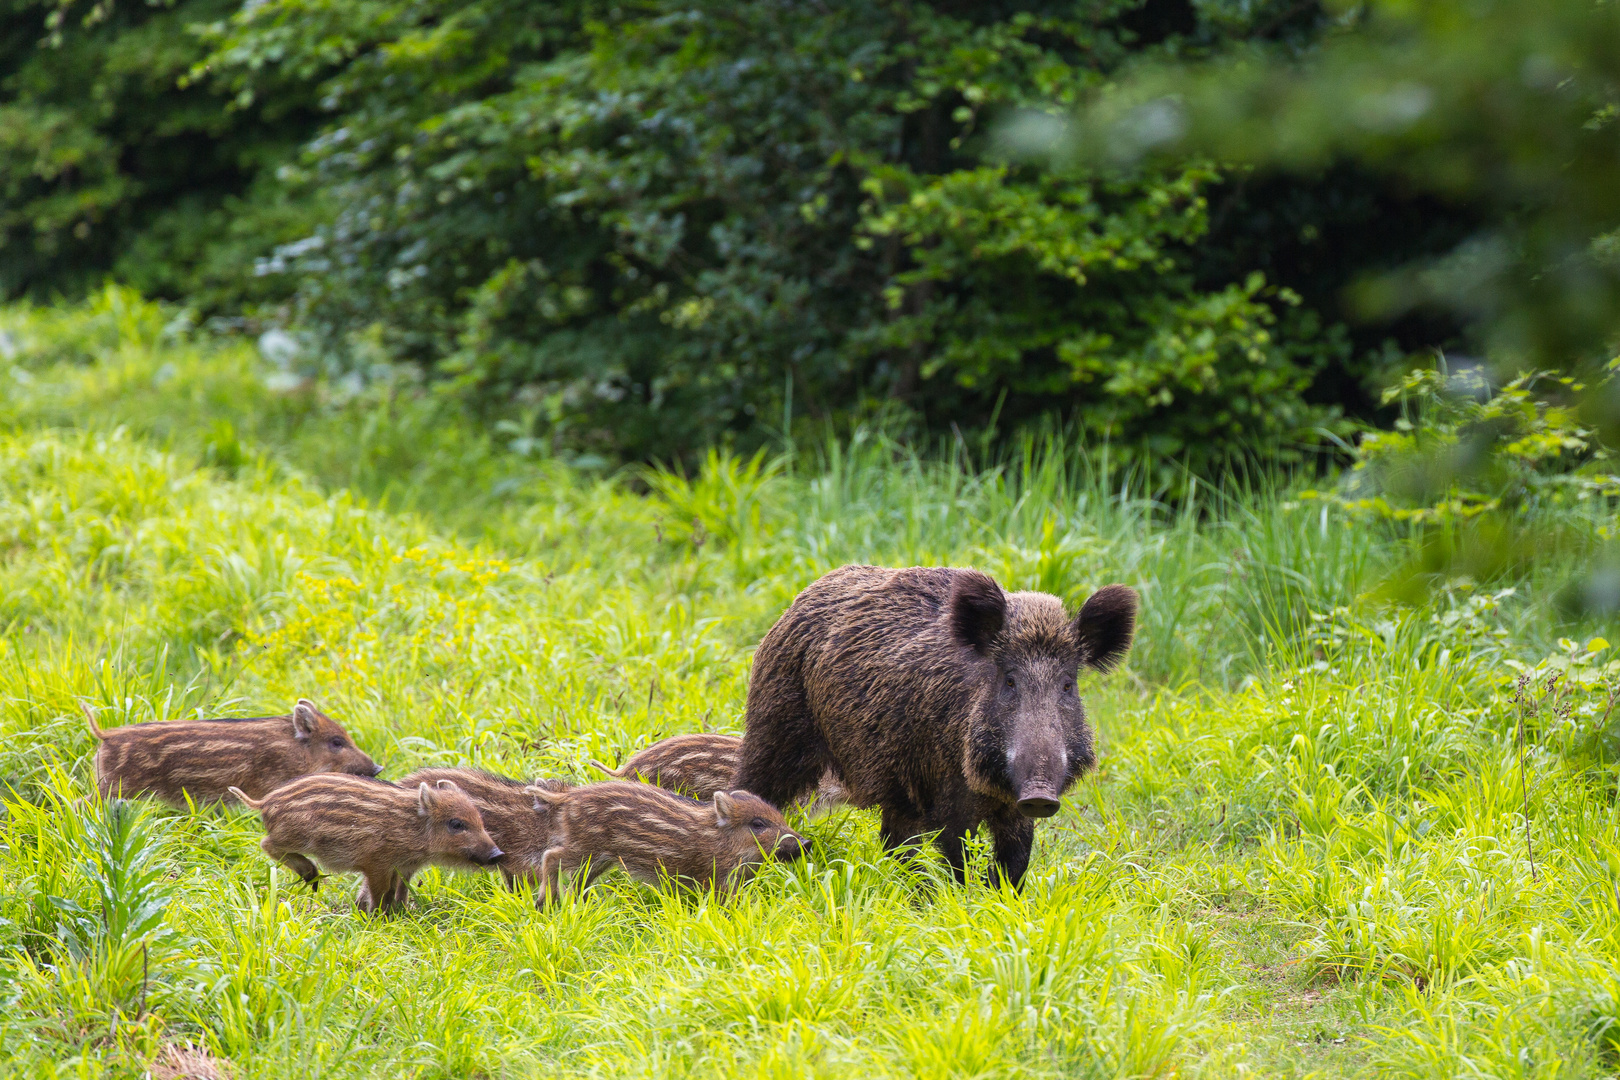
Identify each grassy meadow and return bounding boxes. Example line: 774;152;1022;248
2;290;1620;1078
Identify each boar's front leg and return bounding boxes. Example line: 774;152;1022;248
987;814;1034;891
932;819;976;884
883;807;977;884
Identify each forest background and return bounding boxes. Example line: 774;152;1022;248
0;0;1515;475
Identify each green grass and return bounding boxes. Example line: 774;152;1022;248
2;288;1619;1077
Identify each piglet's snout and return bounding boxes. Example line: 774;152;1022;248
776;834;808;861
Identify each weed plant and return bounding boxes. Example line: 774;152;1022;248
1;290;1618;1076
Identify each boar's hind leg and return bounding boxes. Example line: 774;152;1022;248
878;806;931;868
988;815;1035;891
734;679;830;809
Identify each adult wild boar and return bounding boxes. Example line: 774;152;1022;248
731;565;1136;887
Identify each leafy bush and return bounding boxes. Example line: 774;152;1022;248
1302;359;1620;596
0;0;320;305
205;0;1384;472
1332;363;1619;524
5;0;1490;471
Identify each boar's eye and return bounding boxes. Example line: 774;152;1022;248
447;819;467;832
1063;680;1073;694
750;817;768;830
328;737;346;750
1004;674;1016;690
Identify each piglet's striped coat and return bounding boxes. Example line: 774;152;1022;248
524;780;806;907
231;773;502;914
87;698;381;806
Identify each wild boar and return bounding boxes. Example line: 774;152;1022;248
229;774;503;914
590;732;849;812
731;565;1136;888
85;698;382;806
395;766;569;891
522;781;805;907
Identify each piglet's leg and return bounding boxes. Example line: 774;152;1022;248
389;873;412;909
537;847;566;909
357;869;396;915
261;838;320;890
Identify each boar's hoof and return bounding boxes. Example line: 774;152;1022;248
1016;795;1062;819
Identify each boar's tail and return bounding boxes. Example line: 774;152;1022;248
227;786;265;810
587;759;624;779
79;700;105;741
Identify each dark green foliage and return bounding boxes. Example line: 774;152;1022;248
3;0;1486;472
0;0;322;305
211;0;1395;472
1055;0;1620;595
1064;0;1620;397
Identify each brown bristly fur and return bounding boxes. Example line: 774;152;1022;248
732;565;1137;888
85;698;382;807
229;773;502;914
592;732;849;812
521;780;806;908
396;767;569;889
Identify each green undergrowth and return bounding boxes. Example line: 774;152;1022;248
1;292;1619;1077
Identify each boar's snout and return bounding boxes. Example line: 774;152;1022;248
1015;788;1062;818
366;762;385;777
480;845;505;865
1009;744;1067;817
776;833;808;861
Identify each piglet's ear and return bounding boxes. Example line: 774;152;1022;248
435;779;461;793
1073;584;1138;673
417;782;435;816
948;570;1006;655
292;700;318;740
713;791;737;826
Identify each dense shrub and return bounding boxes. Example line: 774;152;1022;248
0;0;321;305
210;0;1394;471
6;0;1480;471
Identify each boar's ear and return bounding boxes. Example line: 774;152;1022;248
417;782;436;816
292;700;319;740
948;570;1006;655
713;791;737;826
1073;585;1137;673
